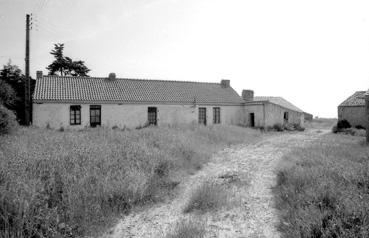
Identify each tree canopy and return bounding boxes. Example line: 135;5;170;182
46;43;90;77
0;60;35;124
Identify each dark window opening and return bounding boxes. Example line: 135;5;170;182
90;105;101;127
284;112;289;122
250;113;255;127
70;105;81;125
199;107;207;125
213;107;221;124
148;107;157;125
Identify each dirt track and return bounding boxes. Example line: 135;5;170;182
102;130;325;238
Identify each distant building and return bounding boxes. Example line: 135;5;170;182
32;71;305;129
338;91;366;128
303;112;313;122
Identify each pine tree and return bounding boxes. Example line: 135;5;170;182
46;43;90;77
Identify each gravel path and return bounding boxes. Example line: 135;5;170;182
102;130;324;238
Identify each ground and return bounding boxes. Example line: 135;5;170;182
101;128;327;238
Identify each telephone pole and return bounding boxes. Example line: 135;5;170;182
24;14;31;125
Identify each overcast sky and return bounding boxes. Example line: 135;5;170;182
0;0;368;118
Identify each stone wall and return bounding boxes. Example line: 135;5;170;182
338;106;366;128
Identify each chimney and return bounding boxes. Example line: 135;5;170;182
242;90;254;101
36;71;43;79
108;72;116;80
220;79;230;88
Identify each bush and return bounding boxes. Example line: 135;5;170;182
273;123;284;132
293;123;305;132
183;181;227;213
332;125;338;133
337;119;351;129
0;104;17;135
355;125;365;130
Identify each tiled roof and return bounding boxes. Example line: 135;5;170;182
339;91;365;107
252;96;304;112
33;76;244;105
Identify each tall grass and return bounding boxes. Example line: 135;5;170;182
274;133;369;238
183;181;228;214
164;217;206;238
304;118;337;130
0;124;260;237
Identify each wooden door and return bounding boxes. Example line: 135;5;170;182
90;105;101;127
148;107;157;125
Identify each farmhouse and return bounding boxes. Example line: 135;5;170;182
32;71;305;129
338;91;366;128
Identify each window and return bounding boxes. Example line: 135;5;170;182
148;107;157;125
284;112;289;122
70;105;81;125
199;107;207;125
213;107;221;124
90;105;101;127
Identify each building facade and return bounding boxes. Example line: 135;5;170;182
32;71;305;129
338;91;366;128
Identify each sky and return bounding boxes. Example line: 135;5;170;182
0;0;368;118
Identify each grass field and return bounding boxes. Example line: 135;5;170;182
304;118;337;130
274;131;369;237
0;124;260;237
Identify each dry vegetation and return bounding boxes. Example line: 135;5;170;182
304;118;337;130
182;180;228;214
164;217;206;238
0;124;260;237
274;133;369;237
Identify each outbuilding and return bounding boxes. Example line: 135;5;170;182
242;90;304;128
338;91;366;128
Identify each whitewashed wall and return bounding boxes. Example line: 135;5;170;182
264;103;304;127
32;103;244;129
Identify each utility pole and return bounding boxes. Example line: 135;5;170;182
365;90;369;144
24;14;31;126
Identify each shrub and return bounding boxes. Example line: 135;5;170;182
332;125;338;133
355;125;365;130
273;123;284;132
165;218;206;238
0;104;17;135
183;181;227;213
293;123;305;132
337;119;351;129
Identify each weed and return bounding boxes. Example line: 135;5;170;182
183;180;227;213
165;217;206;238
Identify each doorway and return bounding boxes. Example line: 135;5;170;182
90;105;101;127
250;113;255;127
148;107;157;125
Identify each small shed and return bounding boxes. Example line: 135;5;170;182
242;90;305;127
338;91;366;128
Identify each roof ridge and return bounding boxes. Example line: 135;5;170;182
43;75;220;85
